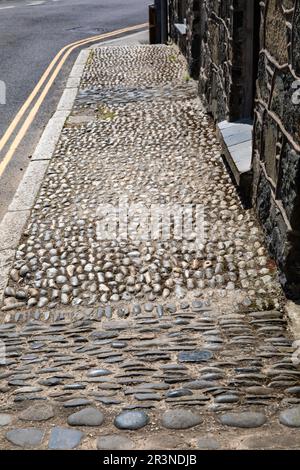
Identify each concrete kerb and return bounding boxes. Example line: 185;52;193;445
56;87;79;111
31;112;68;161
8;160;51;212
0;48;90;303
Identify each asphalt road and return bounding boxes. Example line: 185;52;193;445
0;0;149;220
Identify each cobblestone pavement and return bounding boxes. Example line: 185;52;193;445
1;302;300;449
2;45;282;312
0;45;300;450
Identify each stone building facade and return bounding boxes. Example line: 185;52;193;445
168;0;300;298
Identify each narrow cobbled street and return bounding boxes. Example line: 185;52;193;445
0;44;300;450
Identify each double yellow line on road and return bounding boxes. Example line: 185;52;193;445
0;23;148;177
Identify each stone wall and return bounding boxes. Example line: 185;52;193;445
252;0;300;298
169;1;257;119
168;0;178;39
168;1;202;78
197;0;258;121
168;0;187;56
197;0;233;120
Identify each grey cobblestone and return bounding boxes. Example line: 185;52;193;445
1;45;281;312
0;44;299;450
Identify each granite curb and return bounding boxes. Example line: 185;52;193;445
0;49;89;303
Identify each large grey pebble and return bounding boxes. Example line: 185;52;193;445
6;428;45;447
162;409;203;429
279;406;300;428
48;427;84;449
220;412;267;428
68;407;104;426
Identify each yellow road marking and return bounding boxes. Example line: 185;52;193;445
0;23;147;154
0;23;148;177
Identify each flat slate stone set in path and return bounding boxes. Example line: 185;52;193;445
0;45;300;450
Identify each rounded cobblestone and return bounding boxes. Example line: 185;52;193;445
48;427;84;450
219;412;267;428
114;410;149;430
6;428;45;447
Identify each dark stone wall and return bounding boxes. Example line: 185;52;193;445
196;0;258;121
169;1;202;78
169;1;256;119
197;0;233;120
169;0;188;57
252;0;300;298
168;0;179;39
168;0;300;298
186;1;202;78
